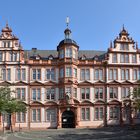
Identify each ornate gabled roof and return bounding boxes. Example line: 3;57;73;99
14;81;28;86
107;80;121;85
0;81;12;86
0;23;18;40
114;26;135;44
78;80;93;86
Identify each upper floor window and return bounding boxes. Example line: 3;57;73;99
2;41;11;48
16;68;26;81
121;87;130;98
81;88;90;100
112;54;117;63
59;88;64;99
133;69;137;80
120;54;129;63
73;49;77;59
46;108;56;122
109;69;117;80
0;52;3;61
46;88;55;100
81;69;90;81
60;68;64;78
121;69;129;80
95;107;103;120
1;68;11;81
32;88;41;101
132;54;136;63
46;68;55;81
120;44;129;50
109;87;118;99
66;48;72;57
16;88;25;100
73;68;77;78
32;69;41;80
95;87;103;99
59;50;64;58
66;67;72;77
66;87;71;94
13;53;17;61
95;69;103;80
81;108;90;121
32;109;41;122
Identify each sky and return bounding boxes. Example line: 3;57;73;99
0;0;140;51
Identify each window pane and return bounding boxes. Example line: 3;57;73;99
32;109;36;121
81;108;85;120
22;69;26;81
95;108;99;120
7;68;11;81
86;108;90;120
109;69;113;80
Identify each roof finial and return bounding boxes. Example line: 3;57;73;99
6;20;9;27
66;16;70;27
110;40;113;48
136;42;138;49
122;24;125;30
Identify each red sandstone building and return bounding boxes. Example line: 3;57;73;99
0;22;140;130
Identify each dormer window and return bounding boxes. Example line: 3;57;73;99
120;44;129;50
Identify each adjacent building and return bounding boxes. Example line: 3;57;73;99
0;23;140;130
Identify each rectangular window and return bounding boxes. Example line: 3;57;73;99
0;52;2;61
32;109;41;122
7;68;11;81
81;88;90;100
114;69;117;80
109;69;113;80
121;54;125;63
126;69;129;80
81;69;85;80
133;69;137;80
121;69;125;80
46;88;55;100
109;107;119;119
121;54;129;63
59;88;64;99
66;67;72;77
109;87;118;99
73;68;77;78
125;54;129;63
22;69;26;81
95;69;103;80
132;54;136;63
120;44;128;50
95;88;103;99
32;88;41;101
59;50;64;58
121;87;130;98
81;108;90;121
16;112;26;122
95;107;103;120
17;68;21;80
46;68;55;80
17;88;25;100
66;48;72;57
112;54;117;63
81;69;90;80
32;69;41;80
60;68;64;78
46;108;56;122
2;68;6;81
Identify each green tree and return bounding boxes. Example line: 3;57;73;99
132;86;140;110
0;86;26;132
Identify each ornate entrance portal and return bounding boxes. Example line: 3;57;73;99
62;110;75;128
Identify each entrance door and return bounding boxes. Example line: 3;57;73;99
62;110;75;128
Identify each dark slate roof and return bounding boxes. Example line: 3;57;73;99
24;50;106;60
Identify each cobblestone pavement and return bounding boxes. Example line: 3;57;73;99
0;126;140;140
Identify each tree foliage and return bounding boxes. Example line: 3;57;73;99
0;86;27;132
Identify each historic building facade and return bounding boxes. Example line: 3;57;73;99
0;23;140;130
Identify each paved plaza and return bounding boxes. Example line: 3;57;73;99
0;126;140;140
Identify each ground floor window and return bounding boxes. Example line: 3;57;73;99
81;108;90;121
16;112;26;122
46;108;56;122
95;107;104;120
109;106;119;119
32;109;41;122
